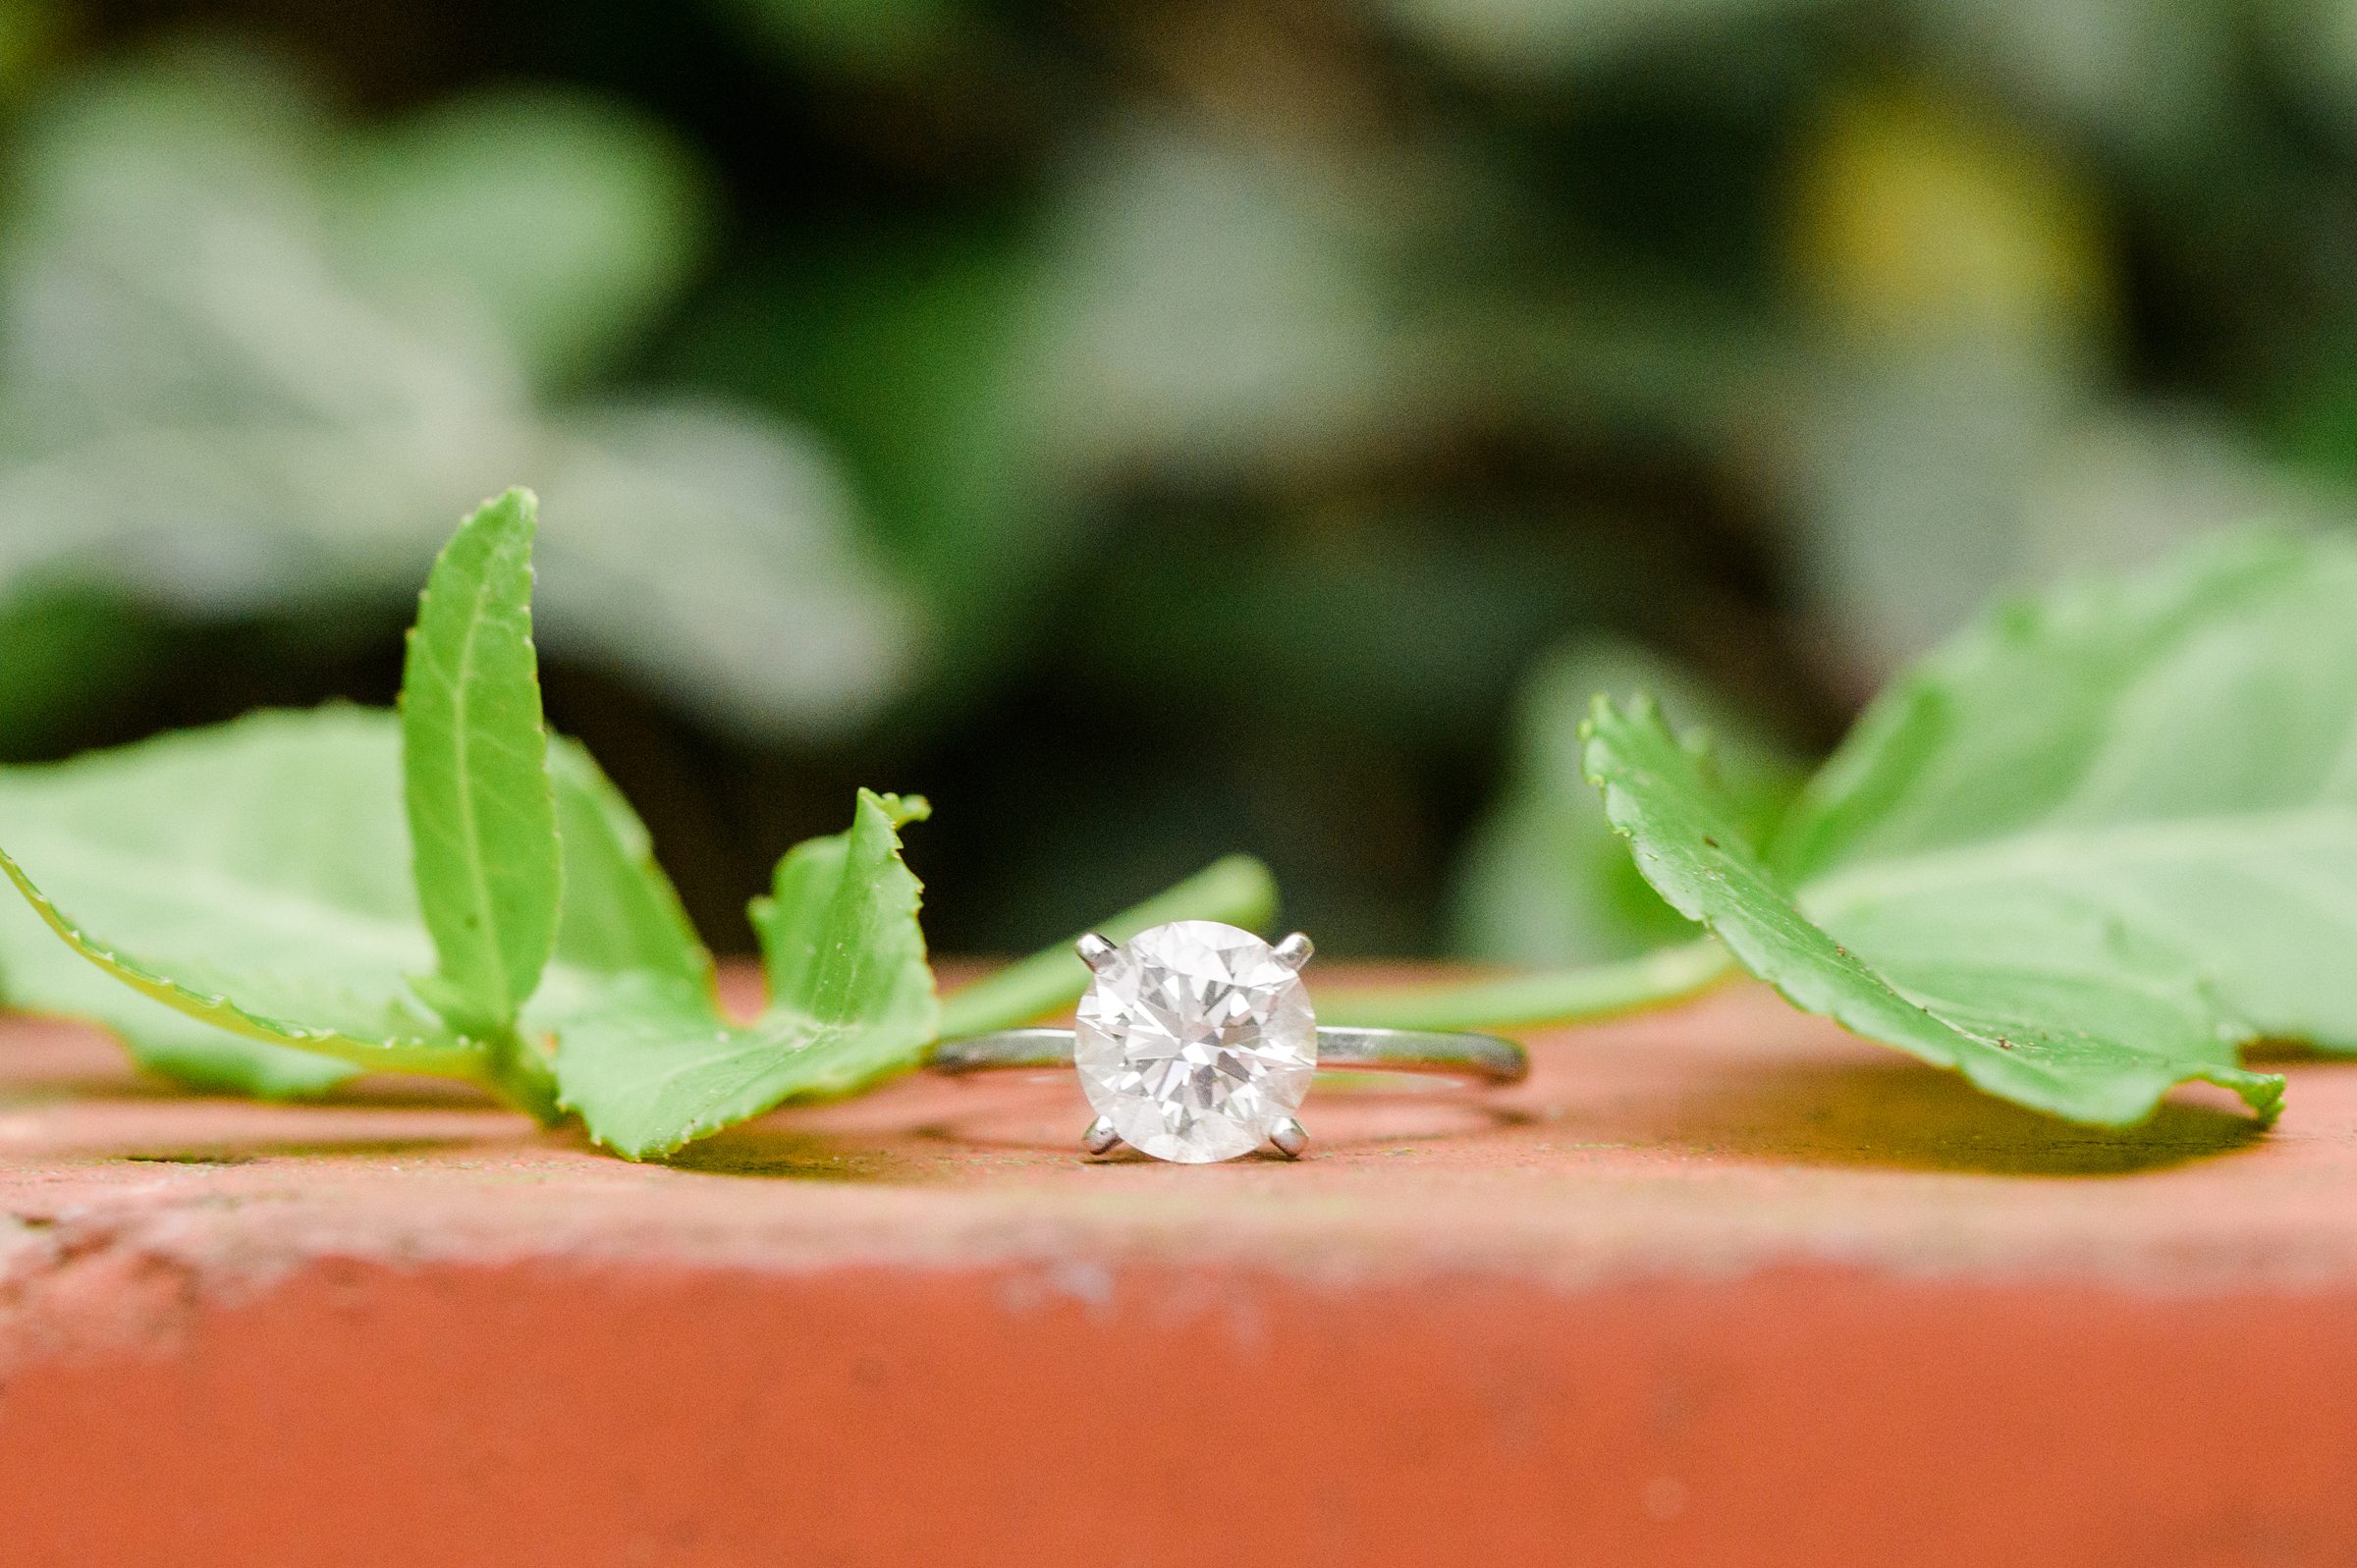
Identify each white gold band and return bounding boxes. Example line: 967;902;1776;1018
929;1026;1527;1085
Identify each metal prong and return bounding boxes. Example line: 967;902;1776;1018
1274;932;1314;971
1076;933;1117;970
1269;1116;1307;1160
1082;1115;1122;1156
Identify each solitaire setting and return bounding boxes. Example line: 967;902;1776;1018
929;920;1528;1164
1073;919;1318;1163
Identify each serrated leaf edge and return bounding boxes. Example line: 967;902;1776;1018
557;787;940;1160
0;844;491;1080
1582;694;2285;1127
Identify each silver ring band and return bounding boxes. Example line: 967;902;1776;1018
929;1026;1527;1085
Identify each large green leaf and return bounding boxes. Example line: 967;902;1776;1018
0;801;362;1094
1582;531;2357;1124
0;706;705;1096
1777;532;2357;1052
0;708;477;1078
555;789;939;1159
401;488;563;1035
1584;695;2281;1124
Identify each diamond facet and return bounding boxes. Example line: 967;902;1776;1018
1073;920;1317;1163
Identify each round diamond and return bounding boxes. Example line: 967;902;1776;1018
1074;920;1316;1163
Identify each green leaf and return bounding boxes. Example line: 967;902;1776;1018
0;706;705;1097
544;740;711;992
1579;531;2357;1126
401;488;563;1037
554;789;938;1159
0;708;479;1079
750;790;932;1006
0;891;358;1100
0;842;487;1076
1775;532;2357;1054
1584;695;2280;1124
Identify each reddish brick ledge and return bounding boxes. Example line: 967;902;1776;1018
0;976;2348;1565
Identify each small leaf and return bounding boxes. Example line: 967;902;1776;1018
750;790;929;1008
402;487;564;1036
555;789;938;1159
1583;699;2282;1126
0;706;704;1096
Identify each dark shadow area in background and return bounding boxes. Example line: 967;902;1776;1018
28;0;1843;965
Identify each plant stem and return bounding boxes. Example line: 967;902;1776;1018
1314;939;1733;1031
482;1026;566;1125
935;854;1278;1041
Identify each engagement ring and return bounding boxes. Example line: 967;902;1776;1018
930;920;1526;1163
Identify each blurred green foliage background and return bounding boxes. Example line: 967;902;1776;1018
0;0;2350;959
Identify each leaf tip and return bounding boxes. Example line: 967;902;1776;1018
481;483;538;521
858;789;932;829
443;486;540;561
2222;1067;2288;1126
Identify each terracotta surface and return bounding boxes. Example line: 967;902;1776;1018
0;969;2352;1565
